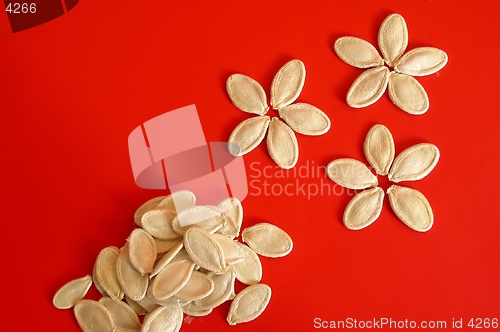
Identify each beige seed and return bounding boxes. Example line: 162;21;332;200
270;59;306;109
387;185;434;232
142;306;183;332
388;73;429;115
135;294;159;313
228;115;270;156
212;233;247;265
326;158;378;189
233;243;262;285
378;13;408;67
133;196;165;227
184;227;226;274
194;269;236;310
153;238;179;255
346;66;390;108
175;270;215;301
182;302;213;317
242;223;293;258
172;205;223;235
129;228;157;275
150;240;184;278
148;260;195;302
53;275;93;309
343;187;385;230
116;244;149;301
363;124;395;176
168;248;194;265
99;297;142;331
215;197;243;239
388;143;440;182
93;246;124;301
394;47;448;76
227;284;272;325
334;36;384;68
153;295;191;307
226;74;269;115
124;295;148;316
74;300;116;332
278;103;331;136
141;209;179;240
156;190;196;213
267;117;299;169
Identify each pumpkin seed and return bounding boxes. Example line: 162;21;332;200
343;187;385;230
116;244;149;301
388;143;440;182
378;13;408;67
135;294;159;313
346;66;390;108
267;117;299;169
388;73;429;115
278;103;331;136
214;197;243;239
53;275;93;309
153;238;179;254
129;228;157;275
99;297;142;331
182;302;213;317
228;115;270;156
141;306;183;332
270;59;305;109
150;240;184;278
363;124;395;176
93;246;124;301
242;223;293;258
153;295;191;307
212;233;247;265
172;205;222;233
334;36;384;68
74;300;116;332
184;227;226;274
394;47;448;76
233;243;262;285
175;270;215;301
387;185;434;232
124;295;148;316
194;269;236;310
148;260;195;302
227;284;272;325
133;196;165;227
141;209;179;240
156;190;196;213
226;74;269;115
326;158;378;189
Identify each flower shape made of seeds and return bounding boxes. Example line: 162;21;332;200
334;13;448;115
326;124;440;232
226;59;331;169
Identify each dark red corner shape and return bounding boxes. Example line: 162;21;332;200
3;0;78;32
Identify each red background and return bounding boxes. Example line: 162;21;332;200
0;0;498;331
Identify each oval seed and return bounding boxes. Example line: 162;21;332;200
156;190;196;213
278;103;331;136
242;223;293;258
394;47;448;76
153;295;191;307
378;13;408;67
363;124;395;176
343;187;385;230
212;233;247;265
267;117;299;169
182;302;213;317
150;241;184;278
124;295;148;316
387;185;434;232
184;227;226;274
226;74;269;115
74;300;116;332
228;115;270;156
334;36;384;68
175;271;215;301
93;246;124;301
172;205;223;235
129;228;157;275
148;260;195;302
270;59;306;109
99;297;142;331
141;209;179;240
233;243;262;285
133;196;165;227
215;197;243;239
194;269;236;310
116;244;149;301
346;66;390;108
53;275;93;309
388;143;440;182
153;238;179;255
388;73;429;115
326;158;378;189
135;294;159;313
227;284;272;326
142;306;183;332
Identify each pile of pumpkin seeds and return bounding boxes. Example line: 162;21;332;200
53;191;293;331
